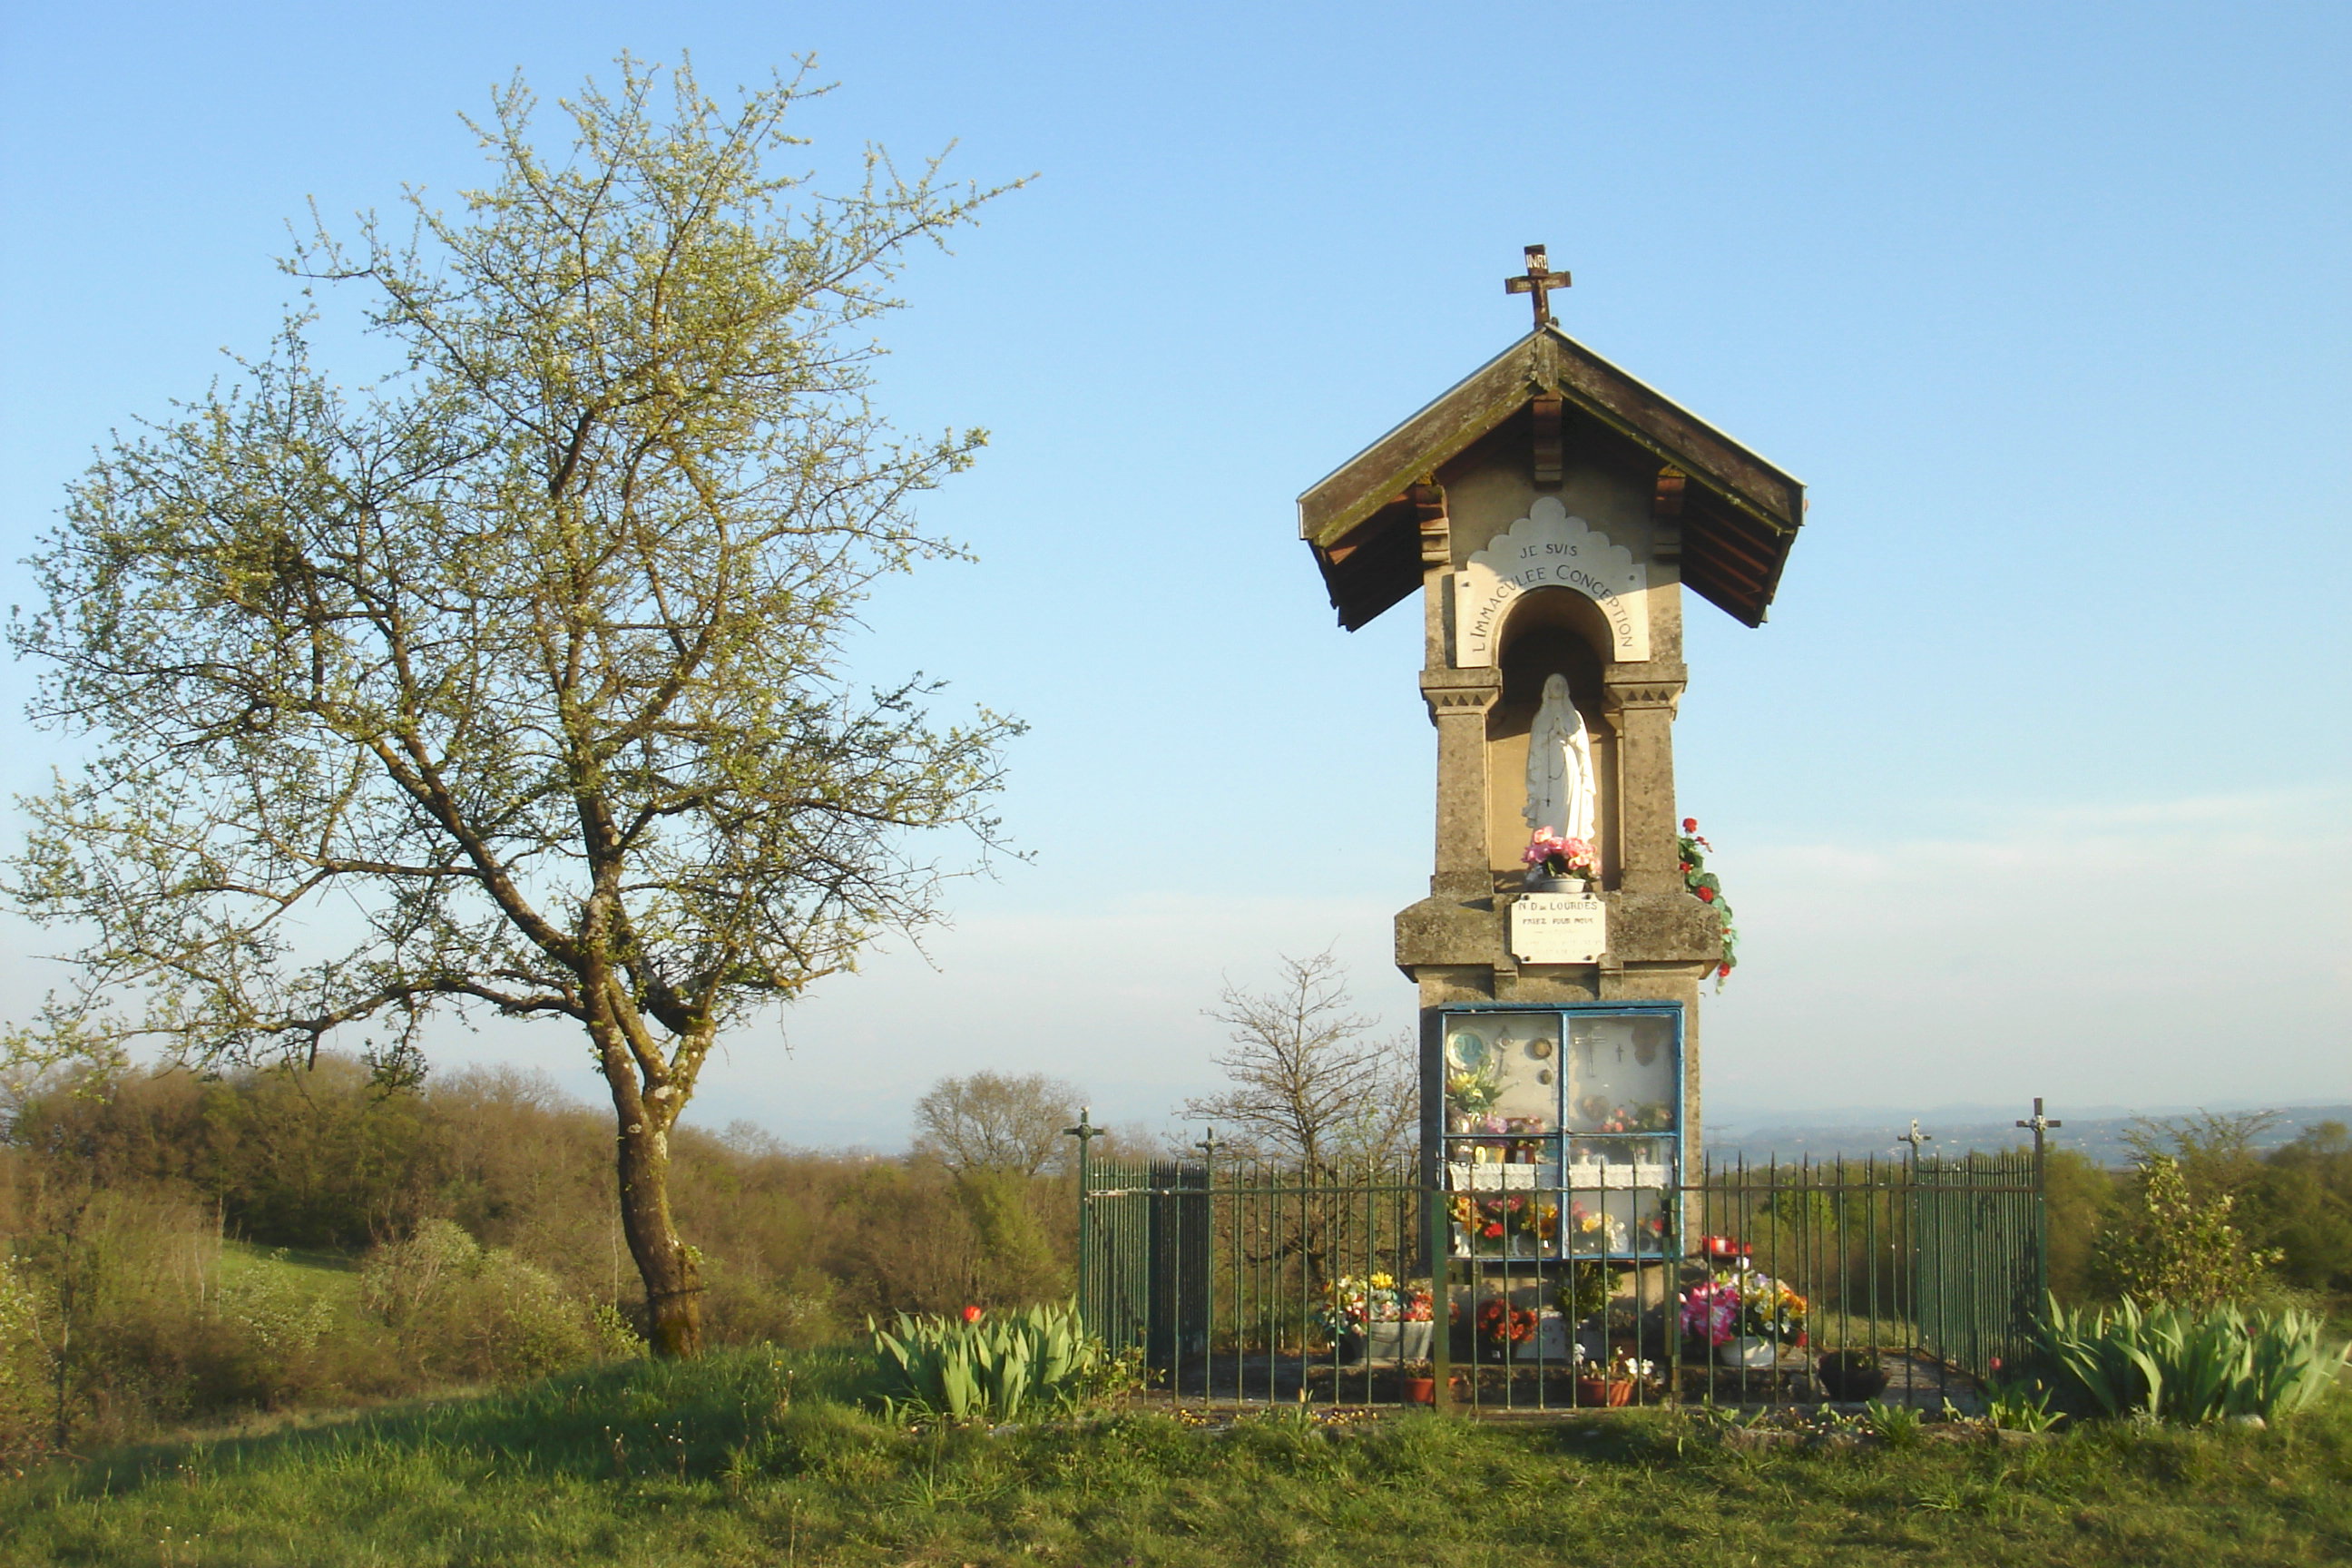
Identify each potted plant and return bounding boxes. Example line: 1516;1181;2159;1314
1573;1345;1655;1407
1522;832;1599;893
1817;1349;1887;1401
1318;1274;1436;1364
1555;1261;1613;1325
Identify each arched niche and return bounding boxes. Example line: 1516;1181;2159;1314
1485;587;1618;882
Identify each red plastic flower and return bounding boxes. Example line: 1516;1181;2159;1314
1681;818;1698;832
961;1304;984;1323
1697;887;1715;902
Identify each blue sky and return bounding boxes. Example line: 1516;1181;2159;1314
3;2;2346;1145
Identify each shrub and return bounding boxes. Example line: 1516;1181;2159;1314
211;1253;339;1406
867;1301;1107;1424
0;1256;48;1462
2096;1154;2281;1307
360;1219;613;1384
2034;1293;2350;1423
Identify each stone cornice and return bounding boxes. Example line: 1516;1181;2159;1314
1420;666;1501;720
1602;681;1684;710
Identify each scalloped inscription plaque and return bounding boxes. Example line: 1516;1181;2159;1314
1454;497;1649;665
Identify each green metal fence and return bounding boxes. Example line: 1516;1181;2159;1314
1911;1152;2045;1379
1075;1139;2044;1413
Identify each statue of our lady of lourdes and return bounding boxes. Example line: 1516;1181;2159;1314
1524;673;1597;845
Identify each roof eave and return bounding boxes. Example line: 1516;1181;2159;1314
1297;326;1806;549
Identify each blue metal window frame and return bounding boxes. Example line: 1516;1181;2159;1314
1437;1000;1686;1261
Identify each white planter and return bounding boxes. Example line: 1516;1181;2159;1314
1341;1320;1434;1365
1717;1335;1779;1368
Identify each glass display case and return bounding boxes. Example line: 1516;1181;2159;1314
1440;1002;1682;1260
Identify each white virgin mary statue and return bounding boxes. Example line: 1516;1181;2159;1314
1524;674;1596;844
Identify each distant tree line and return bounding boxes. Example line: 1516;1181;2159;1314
2043;1112;2352;1303
0;1055;1116;1455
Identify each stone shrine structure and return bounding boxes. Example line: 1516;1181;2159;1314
1296;248;1804;1178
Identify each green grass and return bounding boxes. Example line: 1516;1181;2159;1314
5;1347;2349;1567
214;1240;359;1282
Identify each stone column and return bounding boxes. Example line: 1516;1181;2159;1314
1420;667;1500;900
1602;670;1687;896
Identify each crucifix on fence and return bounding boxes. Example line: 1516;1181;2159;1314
2014;1097;2063;1164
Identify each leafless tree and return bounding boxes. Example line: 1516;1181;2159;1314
1182;953;1414;1175
911;1072;1082;1178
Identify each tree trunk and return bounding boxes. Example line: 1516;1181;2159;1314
614;1112;703;1357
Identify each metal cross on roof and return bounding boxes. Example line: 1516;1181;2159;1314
1504;243;1572;328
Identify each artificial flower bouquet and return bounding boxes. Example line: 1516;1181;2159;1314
1679;1271;1808;1347
1678;817;1739;984
1449;1193;1560;1251
1445;1061;1503;1120
1314;1273;1436;1337
1564;1200;1630;1256
1573;1095;1675;1134
1475;1296;1540;1349
1523;832;1599;882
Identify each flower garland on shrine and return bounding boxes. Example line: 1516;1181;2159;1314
1678;817;1738;985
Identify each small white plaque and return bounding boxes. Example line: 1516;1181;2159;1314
1513;1309;1575;1363
1510;893;1607;965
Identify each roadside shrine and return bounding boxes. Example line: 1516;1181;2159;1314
1294;246;1810;1396
1076;251;2043;1413
1297;243;1802;1211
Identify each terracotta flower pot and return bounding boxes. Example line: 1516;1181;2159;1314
1575;1376;1634;1407
1404;1377;1436;1405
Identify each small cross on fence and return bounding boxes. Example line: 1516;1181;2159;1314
1504;243;1572;328
2016;1095;2063;1170
1193;1127;1223;1167
1900;1119;1934;1168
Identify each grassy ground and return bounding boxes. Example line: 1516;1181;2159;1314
5;1348;2348;1567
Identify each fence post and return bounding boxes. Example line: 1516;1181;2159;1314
2014;1097;2061;1303
1065;1107;1101;1333
1426;1157;1453;1412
